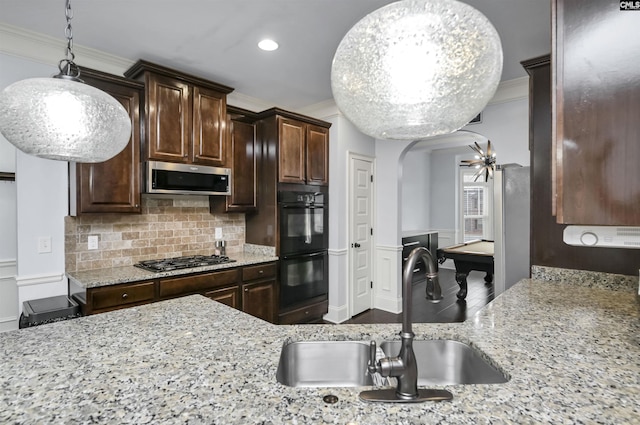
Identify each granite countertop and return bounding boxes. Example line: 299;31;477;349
1;274;639;424
67;251;279;289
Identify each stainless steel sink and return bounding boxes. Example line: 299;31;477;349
276;339;508;388
276;340;373;387
380;340;508;385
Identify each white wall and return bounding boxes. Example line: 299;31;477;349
323;113;376;323
401;149;431;231
402;96;530;245
0;54;70;329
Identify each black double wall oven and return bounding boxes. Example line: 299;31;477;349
278;189;328;311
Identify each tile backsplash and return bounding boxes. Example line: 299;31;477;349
65;196;245;272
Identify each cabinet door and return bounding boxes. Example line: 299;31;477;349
205;286;240;309
147;73;191;162
554;0;640;224
242;280;276;323
226;120;257;211
305;124;329;186
192;86;227;166
75;75;142;214
278;118;306;184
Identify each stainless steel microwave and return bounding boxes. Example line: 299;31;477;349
145;161;231;196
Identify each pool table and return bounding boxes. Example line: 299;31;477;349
437;240;494;300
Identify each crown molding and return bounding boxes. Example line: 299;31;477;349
0;23;133;75
1;23;529;115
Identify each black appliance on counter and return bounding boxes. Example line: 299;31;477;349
135;254;235;273
20;295;81;328
278;190;328;311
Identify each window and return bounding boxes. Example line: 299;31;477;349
460;169;493;242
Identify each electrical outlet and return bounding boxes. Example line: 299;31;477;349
215;227;223;240
37;236;52;253
88;235;99;250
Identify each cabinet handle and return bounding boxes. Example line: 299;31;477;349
134;204;139;208
305;311;309;315
403;241;420;247
258;270;264;274
244;288;248;292
122;293;128;299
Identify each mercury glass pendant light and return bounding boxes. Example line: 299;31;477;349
331;0;503;140
0;0;131;162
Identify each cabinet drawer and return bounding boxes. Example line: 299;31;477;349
91;281;155;311
159;269;239;298
242;263;276;281
278;298;328;325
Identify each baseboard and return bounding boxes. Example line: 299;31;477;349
0;316;19;333
373;293;402;314
323;303;349;324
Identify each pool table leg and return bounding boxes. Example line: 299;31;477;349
455;272;468;300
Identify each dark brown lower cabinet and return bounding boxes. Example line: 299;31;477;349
205;286;240;309
69;262;278;322
242;280;276;323
278;297;328;325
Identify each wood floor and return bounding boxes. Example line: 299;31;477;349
339;268;494;324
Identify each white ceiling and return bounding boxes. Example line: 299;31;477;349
1;0;551;111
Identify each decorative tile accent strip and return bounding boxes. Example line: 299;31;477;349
531;265;636;292
65;196;245;272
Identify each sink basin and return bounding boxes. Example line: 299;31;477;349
380;340;508;385
276;340;373;387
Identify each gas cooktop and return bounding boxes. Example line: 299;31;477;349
135;255;235;273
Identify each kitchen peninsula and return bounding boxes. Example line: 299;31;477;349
1;268;638;424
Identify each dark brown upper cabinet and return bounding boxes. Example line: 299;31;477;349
125;60;234;167
210;106;259;213
69;67;143;215
258;109;329;186
553;0;640;225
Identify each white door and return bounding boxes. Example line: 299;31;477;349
349;155;374;316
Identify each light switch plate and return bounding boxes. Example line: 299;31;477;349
37;236;52;253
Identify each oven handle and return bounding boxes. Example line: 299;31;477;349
282;251;327;260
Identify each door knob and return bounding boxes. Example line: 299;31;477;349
354;243;361;248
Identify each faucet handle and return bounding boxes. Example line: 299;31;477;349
368;341;379;374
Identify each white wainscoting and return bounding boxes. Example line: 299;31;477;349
324;248;349;324
435;229;457;270
373;244;403;314
0;259;18;332
16;272;67;317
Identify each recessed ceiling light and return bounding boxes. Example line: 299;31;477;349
258;39;279;51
